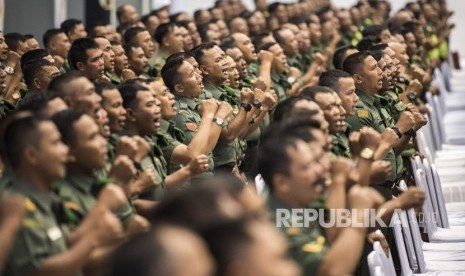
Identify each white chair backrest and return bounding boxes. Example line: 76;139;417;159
422;159;443;228
392;212;413;276
373;239;396;276
414;169;438;240
425;94;444;149
404;208;427;273
368;250;382;276
432;96;447;144
399;206;419;272
430;164;450;228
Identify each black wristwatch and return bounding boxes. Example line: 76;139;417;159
391;127;403;139
404;128;416;138
252;99;262;109
241;102;252;112
407;92;417;101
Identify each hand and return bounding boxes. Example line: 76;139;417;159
407;79;423;95
95;75;111;85
367;230;390;257
96;185;128;213
241;87;255;103
395;111;415;133
411;65;426;83
92;210;124;246
126;214;150;236
370;161;392;184
132;136;151;163
396;187;426;210
262;92;277;110
330;157;353;179
122;69;136;80
6;50;21;64
258;50;274;63
53;55;65;69
130;171;157;195
252;78;267;91
215;101;233;119
348;185;385;210
359;127;381;150
349;131;362;157
109;155;137;185
312;52;326;66
198;99;219;117
381;128;399;146
413;112;428;131
405;103;419;114
0;195;26;230
288;67;301;79
115;136;138;160
185;154;209;176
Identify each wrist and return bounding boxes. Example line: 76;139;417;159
391;127;403;139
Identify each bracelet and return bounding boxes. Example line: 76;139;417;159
391;127;402;139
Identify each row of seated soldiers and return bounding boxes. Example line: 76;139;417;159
0;0;453;275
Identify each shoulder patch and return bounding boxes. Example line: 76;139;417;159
356;109;369;119
24;198;36;212
185;123;198;132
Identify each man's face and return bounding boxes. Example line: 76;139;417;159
112;44;129;75
244;221;301;276
130;91;161;136
279;28;298;57
284;140;329;205
151;81;177;119
96;107;111;138
35;121;69;181
187;22;201;46
269;44;288;74
309;23;322;44
297;30;311;54
336;77;358;116
226;47;247;78
404;32;417;57
35;65;61;91
144;15;160;36
122;5;140;25
102;88;127;133
164;26;184;53
128;46;148;75
248;11;266;35
359;56;383;93
83;48;105;80
179;27;194;51
233;33;257;62
136;30;155;59
70;23;87;42
26;38;40;50
71;114;108;171
200;47;228;85
380;29;391;43
46;97;68;117
68;77;102;119
274;4;288;23
0;34;9;61
230;18;249;35
335;96;347;132
314;92;342;134
377;58;390;91
226;56;240;89
216;20;229;39
389;43;409;66
382;54;397;86
95;37;115;72
51;33;71;59
177;61;204;97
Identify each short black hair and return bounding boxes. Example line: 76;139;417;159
219;36;236;52
154;22;177;45
161;54;185;92
48;71;86;98
68;37;99;70
258;41;277;52
299;85;335;101
4;32;26;52
123;43;140;58
43;28;65;48
23;59;56;90
16;92;49;116
1;112;44;169
319;69;352;93
268;2;284;14
51;109;85;146
333;45;357;70
95;82;117;95
123;27;147;45
20;48;51;72
362;24;385;38
85;22;107;38
356;35;381;51
118;83;150;109
190;42;216;65
343;51;371;76
61;19;83;36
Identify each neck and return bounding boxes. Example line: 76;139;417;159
16;166;52;192
124;123;144;136
356;85;376;96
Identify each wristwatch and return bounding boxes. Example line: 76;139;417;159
4;66;14;75
212;117;225;127
404;128;416;138
391;127;403;139
407;92;417;101
252;99;262;109
241;102;252;112
360;148;374;160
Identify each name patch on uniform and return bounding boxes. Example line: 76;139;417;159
357;109;369;119
185;123;198;131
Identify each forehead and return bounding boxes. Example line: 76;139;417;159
338;77;355;88
95;37;110;47
86;48;103;58
102;88;121;98
136;90;154;102
179;60;194;74
269;44;283;54
364;55;377;67
315;92;337;103
75;114;98;133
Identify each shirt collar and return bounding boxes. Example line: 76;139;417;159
356;88;376;106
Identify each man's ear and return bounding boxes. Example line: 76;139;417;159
67;149;77;163
126;108;136;122
199;64;208;76
162;36;170;48
76;61;86;72
353;73;363;84
24;145;39;165
174;83;184;93
272;173;290;195
33;78;42;90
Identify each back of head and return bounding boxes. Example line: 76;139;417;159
154;22;176;45
343;51;370;76
23;59;56;90
48;71;85;98
161;54;185;92
61;19;83;35
4;32;25;52
190;42;216;65
123;27;146;45
333;45;357;70
68;37;98;70
51;109;85;145
20;48;51;71
118;82;149;109
299;85;335;101
43;28;63;48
